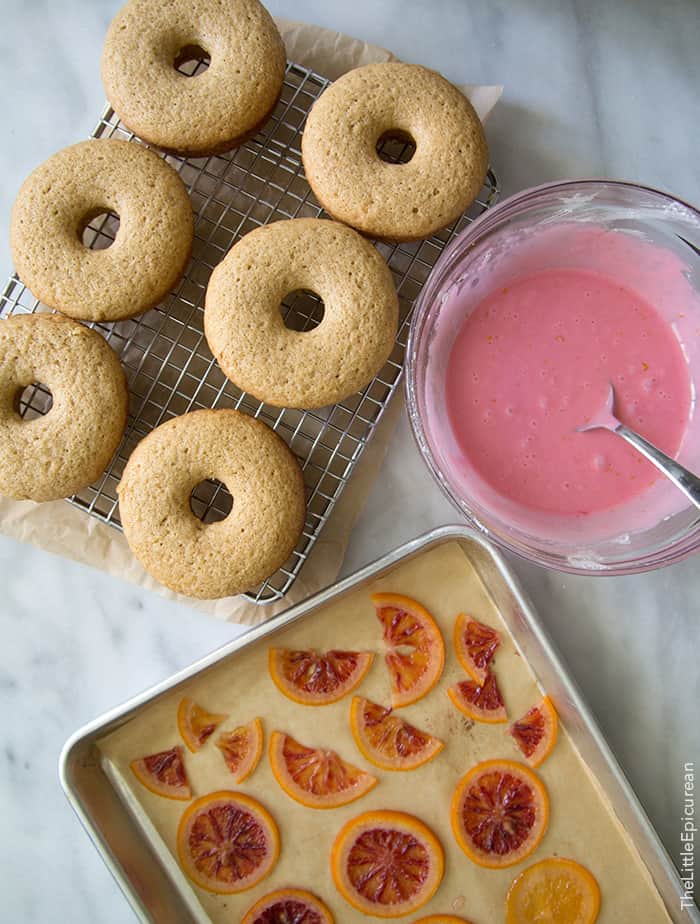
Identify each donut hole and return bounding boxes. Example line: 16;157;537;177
190;478;233;524
80;210;120;251
174;44;211;77
15;382;53;421
376;129;417;165
281;289;325;332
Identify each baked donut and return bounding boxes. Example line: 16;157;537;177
204;218;398;409
10;139;193;322
117;409;305;599
0;314;128;502
301;62;489;241
101;0;286;156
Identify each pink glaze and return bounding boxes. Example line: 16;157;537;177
445;267;691;516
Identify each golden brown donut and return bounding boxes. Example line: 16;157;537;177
302;63;488;241
204;218;398;409
0;314;128;501
118;409;306;598
10;139;193;322
101;0;286;156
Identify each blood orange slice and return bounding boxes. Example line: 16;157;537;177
130;746;191;801
242;888;335;924
177;696;227;752
350;696;444;771
372;592;445;707
451;759;549;869
269;731;377;809
447;671;507;723
414;917;475;923
216;717;264;783
506;857;601;924
331;809;444;917
454;613;501;683
269;648;373;706
177;791;279;894
509;697;558;768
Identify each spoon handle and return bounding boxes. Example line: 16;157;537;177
615;424;700;510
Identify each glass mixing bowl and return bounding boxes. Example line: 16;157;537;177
406;180;700;574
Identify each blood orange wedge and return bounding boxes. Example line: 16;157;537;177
242;888;335;924
269;648;373;706
130;746;191;801
177;791;279;894
177;696;227;753
454;613;501;683
447;671;507;723
269;731;377;809
216;717;263;783
372;592;445;707
350;696;444;771
506;857;601;924
509;697;558;768
451;759;549;869
331;809;444;918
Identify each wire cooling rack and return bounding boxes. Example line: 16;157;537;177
0;58;499;604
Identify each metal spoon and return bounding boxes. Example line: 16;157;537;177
577;383;700;510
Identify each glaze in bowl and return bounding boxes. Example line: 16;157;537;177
406;180;700;574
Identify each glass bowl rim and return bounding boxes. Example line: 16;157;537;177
405;178;700;576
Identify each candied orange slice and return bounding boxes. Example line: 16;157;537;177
372;592;445;707
130;746;191;801
269;731;377;809
451;759;549;869
331;809;444;917
447;671;507;723
350;695;444;771
177;696;227;752
414;917;475;923
269;648;373;706
216;717;263;783
506;857;601;924
454;613;501;683
509;696;558;768
177;791;279;894
242;888;335;924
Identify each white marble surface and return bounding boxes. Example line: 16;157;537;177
1;0;699;920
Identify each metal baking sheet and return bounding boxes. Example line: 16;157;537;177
0;57;499;604
60;525;697;923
